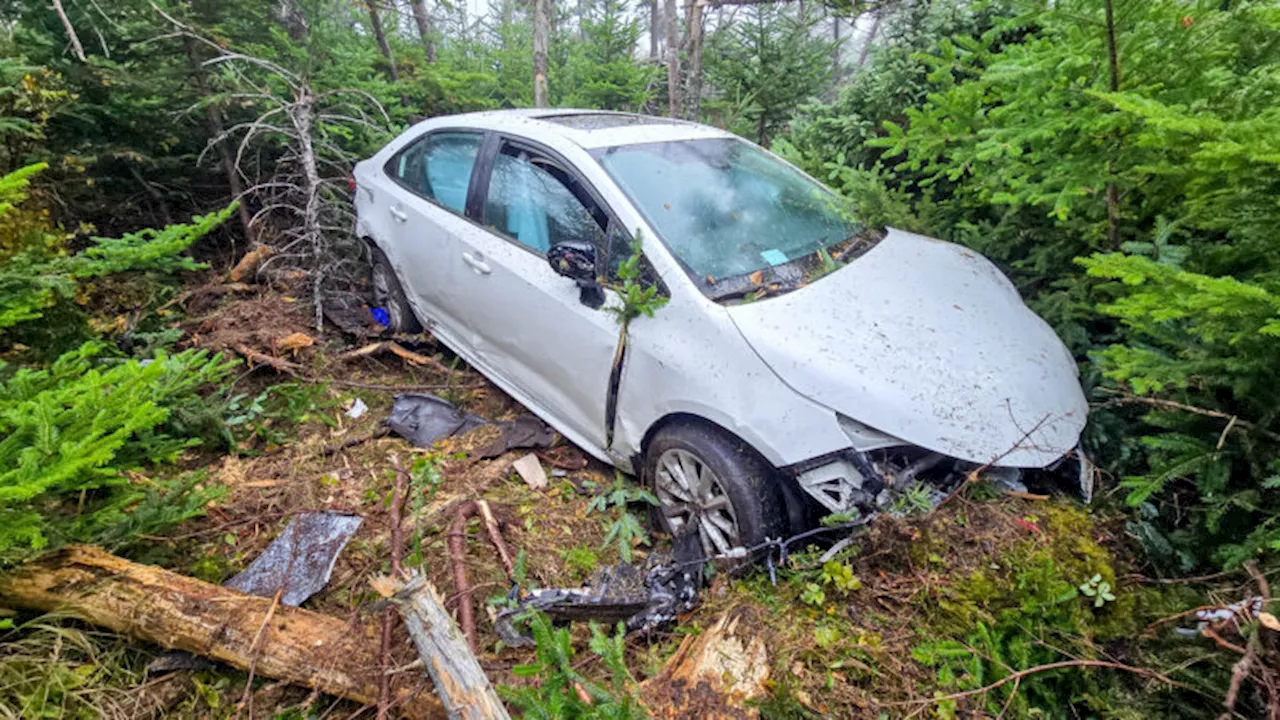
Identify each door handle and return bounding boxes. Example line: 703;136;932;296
389;205;408;222
462;251;491;275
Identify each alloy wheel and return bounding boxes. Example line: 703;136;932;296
654;448;741;557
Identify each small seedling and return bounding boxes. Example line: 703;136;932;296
1078;574;1116;607
801;582;826;607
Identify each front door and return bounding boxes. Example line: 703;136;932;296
447;138;623;453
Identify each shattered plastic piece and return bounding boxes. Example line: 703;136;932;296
385;393;487;447
512;453;549;490
1176;596;1265;639
147;512;362;674
345;397;368;419
226;512;363;605
495;532;704;646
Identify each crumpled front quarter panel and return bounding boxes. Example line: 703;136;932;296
727;229;1088;468
611;297;852;469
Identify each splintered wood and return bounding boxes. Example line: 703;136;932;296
374;576;511;720
640;612;771;719
0;545;444;720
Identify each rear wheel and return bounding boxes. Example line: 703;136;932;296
369;244;422;333
644;421;786;558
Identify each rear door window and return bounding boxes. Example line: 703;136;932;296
386;131;483;214
482;141;608;254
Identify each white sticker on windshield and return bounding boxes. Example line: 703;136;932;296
760;249;788;266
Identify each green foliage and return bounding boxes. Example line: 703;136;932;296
704;5;833;144
587;473;658;563
793;0;1280;573
223;382;337;450
502;614;647;719
1078;574;1116;607
556;0;656;111
0;342;236;561
604;234;668;326
0;164;231;332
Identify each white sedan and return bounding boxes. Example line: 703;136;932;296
353;109;1089;556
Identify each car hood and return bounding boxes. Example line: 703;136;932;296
726;228;1087;468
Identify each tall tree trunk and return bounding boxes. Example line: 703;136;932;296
857;10;881;68
684;0;704;121
664;0;680;116
831;15;840;76
1104;0;1121;248
410;0;437;62
649;0;659;59
364;0;399;82
183;36;255;242
51;0;86;61
533;0;551;107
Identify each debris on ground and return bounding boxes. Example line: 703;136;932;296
448;499;517;651
386;393;555;456
346;396;369;419
387;393;489;447
512;453;549;490
338;341;455;375
148;512;362;674
495;532;704;646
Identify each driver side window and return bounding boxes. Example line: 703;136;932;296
483;142;608;254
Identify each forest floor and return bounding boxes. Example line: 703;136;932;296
3;280;1224;719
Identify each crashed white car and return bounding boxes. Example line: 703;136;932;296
353;109;1089;556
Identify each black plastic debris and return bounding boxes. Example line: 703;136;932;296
477;416;556;458
495;532;703;647
147;512;362;674
386;393;488;447
386;393;555;454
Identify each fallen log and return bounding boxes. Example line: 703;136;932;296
375;576;511;720
0;545;443;720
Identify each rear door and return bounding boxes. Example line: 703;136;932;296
448;136;625;453
380;129;485;339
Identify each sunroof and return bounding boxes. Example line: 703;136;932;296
542;113;682;131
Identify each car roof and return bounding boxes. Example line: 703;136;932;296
427;109;736;150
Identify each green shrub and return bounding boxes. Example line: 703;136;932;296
0;342;236;561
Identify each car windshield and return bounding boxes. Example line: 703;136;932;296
594;138;859;293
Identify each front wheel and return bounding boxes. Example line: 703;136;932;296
644;421;786;559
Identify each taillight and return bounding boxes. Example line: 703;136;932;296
347;175;357;193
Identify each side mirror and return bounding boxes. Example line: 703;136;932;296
548;241;604;309
548;241;598;282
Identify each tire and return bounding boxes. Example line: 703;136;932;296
644;421;787;559
369;243;422;334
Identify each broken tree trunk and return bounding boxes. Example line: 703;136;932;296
0;545;444;720
639;611;771;719
377;576;512;720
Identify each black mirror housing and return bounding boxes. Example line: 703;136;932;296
547;241;598;282
548;242;605;310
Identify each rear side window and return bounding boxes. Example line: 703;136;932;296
483;142;607;254
387;131;482;214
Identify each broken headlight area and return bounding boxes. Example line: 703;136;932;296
791;444;1094;517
